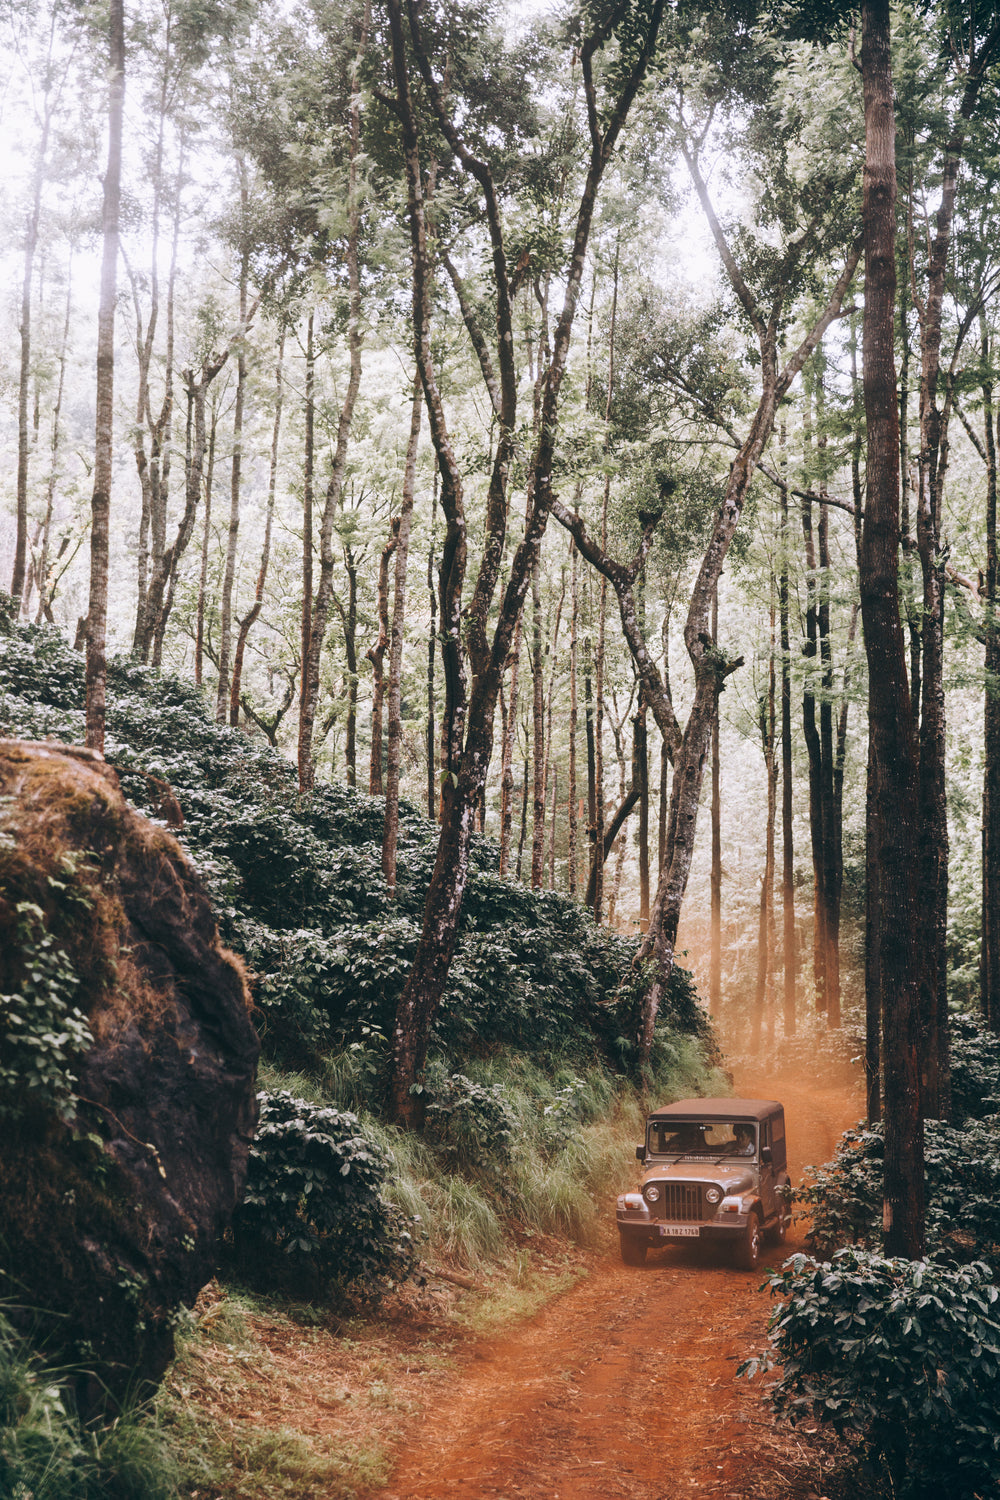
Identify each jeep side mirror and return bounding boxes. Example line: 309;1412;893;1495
636;1145;646;1161
761;1146;773;1164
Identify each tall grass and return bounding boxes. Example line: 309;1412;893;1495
0;1309;181;1500
316;1025;725;1271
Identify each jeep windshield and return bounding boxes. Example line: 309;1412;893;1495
646;1120;757;1158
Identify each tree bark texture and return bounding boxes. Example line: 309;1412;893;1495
231;327;286;727
860;0;925;1257
382;381;422;889
85;0;124;754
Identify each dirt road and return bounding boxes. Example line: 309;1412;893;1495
375;1066;862;1500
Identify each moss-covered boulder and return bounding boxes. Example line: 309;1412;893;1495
0;740;259;1406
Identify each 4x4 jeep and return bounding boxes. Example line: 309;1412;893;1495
615;1097;791;1270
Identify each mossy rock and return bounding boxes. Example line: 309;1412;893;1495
0;740;259;1408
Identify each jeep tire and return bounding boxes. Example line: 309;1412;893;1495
738;1211;761;1271
619;1230;648;1267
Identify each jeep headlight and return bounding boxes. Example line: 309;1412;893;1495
705;1187;721;1205
644;1184;660;1203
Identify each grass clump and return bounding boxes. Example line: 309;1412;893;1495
0;1308;181;1500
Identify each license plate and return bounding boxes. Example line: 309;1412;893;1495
659;1224;699;1238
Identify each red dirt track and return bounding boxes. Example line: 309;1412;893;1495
375;1065;862;1500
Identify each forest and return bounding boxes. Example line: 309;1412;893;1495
2;0;1000;1496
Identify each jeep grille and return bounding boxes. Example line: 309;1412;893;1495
655;1182;703;1221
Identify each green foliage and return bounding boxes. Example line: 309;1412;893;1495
949;1009;1000;1121
802;1115;1000;1273
755;1249;1000;1499
229;1091;420;1298
0;886;94;1124
0;1308;181;1500
423;1067;516;1170
0;620;713;1088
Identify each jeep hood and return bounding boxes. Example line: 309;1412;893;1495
640;1161;755;1195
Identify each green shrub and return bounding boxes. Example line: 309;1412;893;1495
950;1009;1000;1122
423;1068;516;1170
802;1116;1000;1271
0;900;93;1123
229;1091;420;1298
753;1249;1000;1499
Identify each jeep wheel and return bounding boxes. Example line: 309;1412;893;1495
619;1231;647;1267
738;1212;761;1271
771;1203;790;1245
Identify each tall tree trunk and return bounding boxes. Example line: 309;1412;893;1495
498;611;523;873
543;567;566;889
231;325;286;725
338;549;360;787
568;531;580;896
85;0;124;753
637;703;650;932
584;627;597;891
752;594;778;1052
35;261;73;624
981;327;1000;1030
859;0;924;1257
817;482;841;1028
216;167;250;721
530;562;546;888
299;311;316;784
709;581;722;1017
298;4;368;792
778;432;796;1037
426;473;437;820
369;521;399;795
195;386;220;687
801;397;827;1020
591;244;619;920
13;52;57;610
384;377;423;892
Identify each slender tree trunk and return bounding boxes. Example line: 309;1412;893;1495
516;750;530;880
369;521;399;795
752;594;778;1052
383;376;422;892
231;326;286;725
568;531;580;896
85;0;124;753
216;169;250;721
339;550;359;787
817;481;841;1028
299;311;316;783
13;67;57;610
36;261;73;624
530;562;546;887
637;703;650;933
778;432;796;1037
982;330;1000;1030
859;0;924;1257
584;628;597;894
801;397;827;1020
195;388;219;687
426;473;437;821
709;581;722;1016
298;3;368;791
